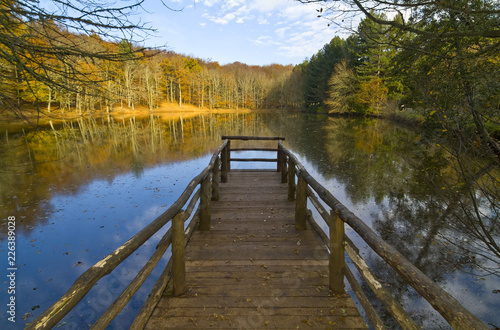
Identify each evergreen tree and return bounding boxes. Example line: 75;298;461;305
349;12;406;112
303;36;348;111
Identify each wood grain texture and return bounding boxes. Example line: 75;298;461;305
146;171;366;329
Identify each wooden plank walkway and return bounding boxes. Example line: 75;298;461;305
146;171;366;329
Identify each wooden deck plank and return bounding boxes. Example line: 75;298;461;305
145;171;366;329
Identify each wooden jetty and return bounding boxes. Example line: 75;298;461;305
28;136;488;329
146;170;364;329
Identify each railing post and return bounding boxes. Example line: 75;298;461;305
295;173;307;230
227;140;231;171
212;157;220;201
277;147;282;172
221;142;228;183
280;152;287;183
199;174;212;231
330;210;345;293
172;211;186;296
287;157;296;201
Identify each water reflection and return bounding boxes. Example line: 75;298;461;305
268;116;499;328
0;112;280;328
0;113;272;232
0;113;498;328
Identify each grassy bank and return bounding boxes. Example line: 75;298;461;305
0;102;289;132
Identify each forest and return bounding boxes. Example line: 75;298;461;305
1;1;498;130
0;36;304;114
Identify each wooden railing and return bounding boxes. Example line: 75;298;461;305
220;135;285;180
27;141;228;330
277;140;488;330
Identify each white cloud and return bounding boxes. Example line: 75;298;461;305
203;0;217;7
225;0;244;10
249;0;290;12
277;19;333;59
200;0;317;26
275;27;289;38
150;0;338;65
202;2;252;25
257;16;269;25
252;35;282;47
279;2;319;21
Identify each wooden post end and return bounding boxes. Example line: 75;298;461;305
329;210;345;293
295;174;307;230
172;211;186;296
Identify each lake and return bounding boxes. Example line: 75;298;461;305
0;112;498;329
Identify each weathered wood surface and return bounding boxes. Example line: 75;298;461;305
146;171;366;329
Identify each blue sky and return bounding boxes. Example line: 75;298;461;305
139;0;345;66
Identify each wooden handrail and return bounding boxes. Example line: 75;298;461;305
278;141;487;330
27;140;228;329
221;135;285;141
220;136;285;175
306;185;417;328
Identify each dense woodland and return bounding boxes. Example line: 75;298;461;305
1;2;498;128
0;16;306;113
1;2;498;126
0;38;304;113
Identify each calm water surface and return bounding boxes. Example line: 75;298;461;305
0;112;498;329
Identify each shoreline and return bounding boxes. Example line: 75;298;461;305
0;103;299;132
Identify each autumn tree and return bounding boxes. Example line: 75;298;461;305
0;0;151;120
326;59;357;113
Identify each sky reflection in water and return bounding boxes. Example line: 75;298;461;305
0;113;498;329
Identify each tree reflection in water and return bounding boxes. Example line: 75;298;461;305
0;113;498;328
265;115;499;328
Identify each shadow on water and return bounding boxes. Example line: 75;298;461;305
0;113;498;328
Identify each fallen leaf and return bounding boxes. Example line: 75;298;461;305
341;308;347;317
301;319;313;327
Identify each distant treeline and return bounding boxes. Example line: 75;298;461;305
1;26;304;113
